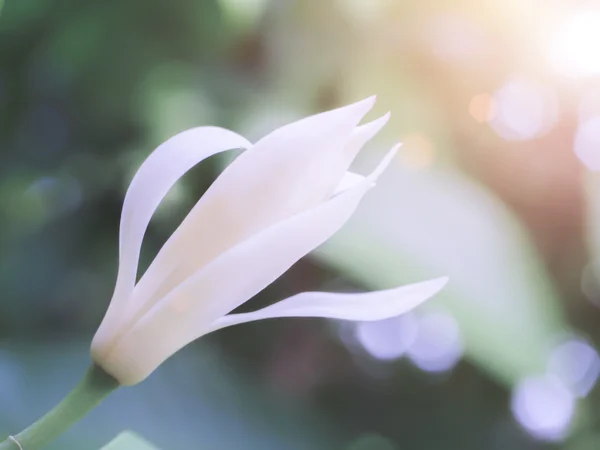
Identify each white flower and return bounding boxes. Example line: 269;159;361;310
90;97;448;385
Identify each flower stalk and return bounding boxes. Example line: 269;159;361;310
0;365;119;450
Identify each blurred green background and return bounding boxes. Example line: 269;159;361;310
3;0;600;449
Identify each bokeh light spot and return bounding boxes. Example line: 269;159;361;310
574;116;600;171
490;78;558;141
398;134;435;170
406;312;463;373
469;93;496;123
548;338;600;398
511;375;574;442
578;87;600;122
355;313;418;361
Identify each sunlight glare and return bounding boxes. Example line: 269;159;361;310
548;11;600;78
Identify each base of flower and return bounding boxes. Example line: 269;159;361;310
0;364;119;450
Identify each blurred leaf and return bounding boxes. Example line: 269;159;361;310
100;431;160;450
315;161;568;386
0;342;337;450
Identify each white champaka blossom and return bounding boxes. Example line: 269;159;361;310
90;97;448;385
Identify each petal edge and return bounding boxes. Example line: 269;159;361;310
204;277;449;333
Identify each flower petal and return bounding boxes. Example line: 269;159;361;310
340;112;391;170
334;172;366;195
100;147;397;385
329;113;391;195
93;127;251;354
131;100;385;313
203;277;449;333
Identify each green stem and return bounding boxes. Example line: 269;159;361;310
0;364;119;450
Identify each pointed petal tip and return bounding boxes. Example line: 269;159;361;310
409;276;448;306
353;111;392;140
351;95;377;112
369;145;399;181
324;96;378;129
429;276;450;292
389;142;402;155
370;111;391;127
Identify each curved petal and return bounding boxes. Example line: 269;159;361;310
334;172;366;195
130;100;388;315
92;127;251;355
100;147;398;385
203;277;449;333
